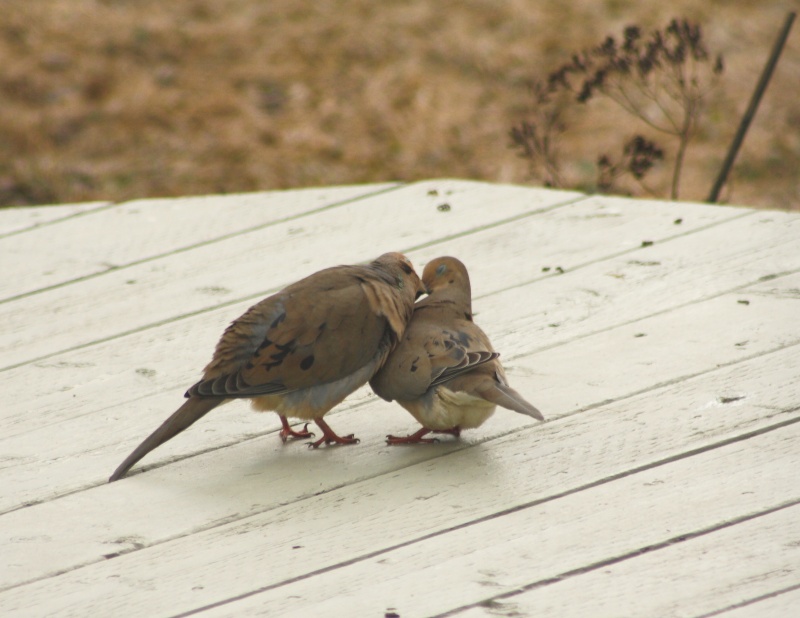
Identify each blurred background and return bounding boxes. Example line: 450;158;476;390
1;0;797;209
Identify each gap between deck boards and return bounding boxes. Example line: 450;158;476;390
156;417;800;617
3;351;797;594
0;187;589;372
0;183;403;307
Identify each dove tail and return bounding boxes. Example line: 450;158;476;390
108;396;225;482
483;383;545;421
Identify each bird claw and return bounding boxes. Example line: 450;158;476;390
385;427;442;445
306;418;360;449
306;434;360;449
280;422;315;443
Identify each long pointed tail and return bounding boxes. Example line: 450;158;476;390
109;396;225;482
483;383;545;421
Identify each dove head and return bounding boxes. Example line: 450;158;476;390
421;256;472;310
372;252;427;300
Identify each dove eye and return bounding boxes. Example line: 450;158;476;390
399;262;413;275
435;264;447;276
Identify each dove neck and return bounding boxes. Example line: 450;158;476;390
421;286;472;316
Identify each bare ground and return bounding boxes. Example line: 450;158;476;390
0;0;797;209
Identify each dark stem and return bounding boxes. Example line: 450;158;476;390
708;11;796;203
672;131;689;200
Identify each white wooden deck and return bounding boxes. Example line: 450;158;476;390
1;179;798;618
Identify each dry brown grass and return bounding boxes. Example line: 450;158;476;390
1;0;797;208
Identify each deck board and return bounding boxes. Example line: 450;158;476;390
0;201;112;237
453;504;800;618
1;180;798;617
0;183;396;302
0;179;582;370
3;350;797;614
3;248;797;513
709;587;800;618
201;424;799;617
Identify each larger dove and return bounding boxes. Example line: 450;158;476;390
369;256;543;444
109;252;425;481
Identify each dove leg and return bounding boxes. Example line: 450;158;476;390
307;418;360;448
386;427;437;445
386;425;462;445
279;415;315;442
434;426;462;438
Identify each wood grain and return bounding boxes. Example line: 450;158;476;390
0;181;797;617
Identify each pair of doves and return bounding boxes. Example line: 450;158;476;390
109;253;543;482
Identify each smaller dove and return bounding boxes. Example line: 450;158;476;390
109;252;425;481
369;256;544;444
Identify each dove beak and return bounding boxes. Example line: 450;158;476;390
416;281;429;299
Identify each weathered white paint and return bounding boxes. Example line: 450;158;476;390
200;424;800;617
1;276;798;515
3;326;798;582
0;181;797;618
0;201;111;237
0;183;397;301
709;587;800;618
454;505;800;618
0;179;582;369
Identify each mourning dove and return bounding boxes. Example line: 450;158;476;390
369;256;544;444
109;252;426;481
